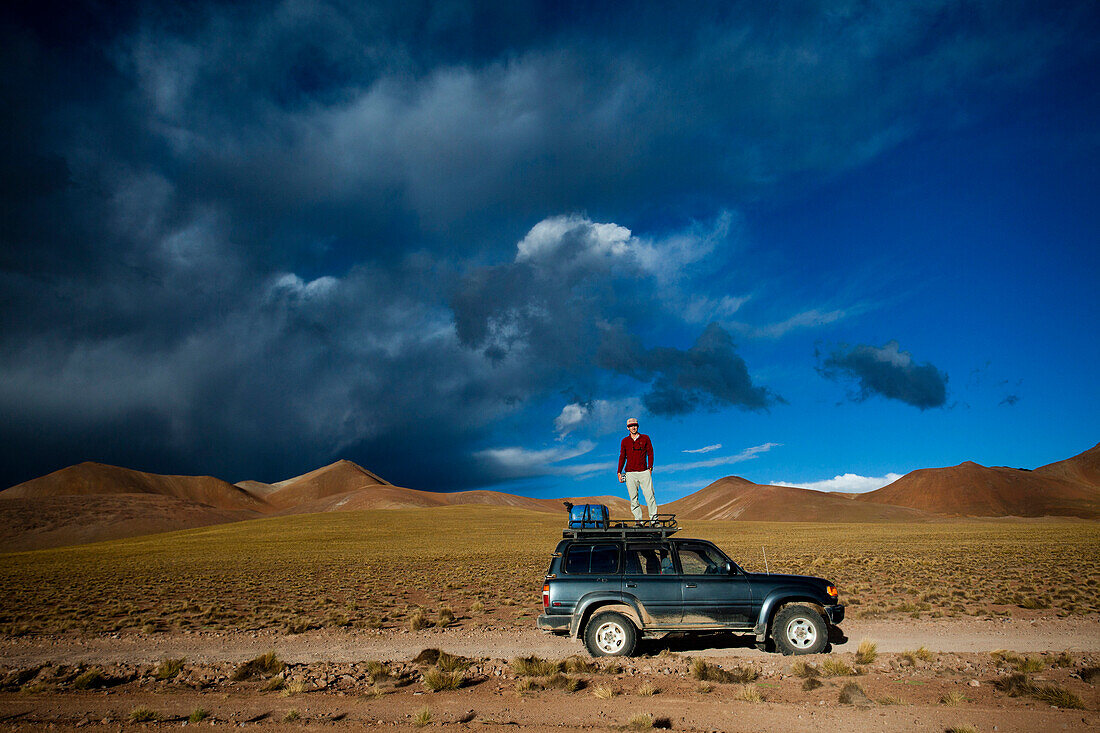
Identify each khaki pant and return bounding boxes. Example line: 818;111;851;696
625;470;658;520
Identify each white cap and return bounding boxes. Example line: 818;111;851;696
626;417;639;426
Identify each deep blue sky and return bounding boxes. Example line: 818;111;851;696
1;1;1097;500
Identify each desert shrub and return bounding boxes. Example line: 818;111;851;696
408;609;432;631
365;661;390;682
1032;684;1085;709
562;656;597;674
515;677;535;692
696;681;714;693
636;681;659;696
734;685;762;702
73;669;108;690
627;713;654;730
1052;652;1073;668
592;684;615;699
188;708;209;723
1018;597;1051;609
438;607;456;625
282;681;308;696
939;691;968;706
821;657;856;677
542;673;582;692
232;652;284;681
690;659;756;683
837;682;871;706
128;707;158;722
993;673;1035;697
511;656;560;677
470;600;486;614
855;639;878;664
877;694;904;705
154;658;185;680
261;676;286;691
945;726;980;733
283;709;300;722
422;667;464;691
790;659;819;678
436;651;472;673
1013;656;1046;673
413;706;432;727
803;677;823;690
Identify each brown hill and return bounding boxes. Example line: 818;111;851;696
261;460;392;510
0;495;259;553
2;462;268;512
271;482;631;516
1034;442;1100;490
857;460;1100;518
665;476;933;522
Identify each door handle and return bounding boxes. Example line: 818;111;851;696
626;582;637;588
597;577;608;582
685;583;697;588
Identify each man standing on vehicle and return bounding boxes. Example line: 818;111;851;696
618;417;658;521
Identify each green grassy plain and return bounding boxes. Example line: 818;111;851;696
1;507;1097;635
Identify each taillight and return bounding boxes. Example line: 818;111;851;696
542;584;550;609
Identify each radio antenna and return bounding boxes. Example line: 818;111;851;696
762;545;770;574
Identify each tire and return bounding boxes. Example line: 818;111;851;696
771;604;828;655
583;611;638;657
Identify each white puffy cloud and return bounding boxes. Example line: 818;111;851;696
682;443;721;454
772;472;904;493
553;398;644;437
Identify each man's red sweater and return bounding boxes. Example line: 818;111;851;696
618;434;654;473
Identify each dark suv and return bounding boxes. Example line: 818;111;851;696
536;521;844;657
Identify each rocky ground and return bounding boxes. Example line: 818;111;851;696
0;617;1098;731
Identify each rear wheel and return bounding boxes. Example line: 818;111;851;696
772;604;828;655
583;611;637;657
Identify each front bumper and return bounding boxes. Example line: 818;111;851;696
825;604;845;625
536;614;571;634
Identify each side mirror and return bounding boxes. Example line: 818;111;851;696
724;561;735;575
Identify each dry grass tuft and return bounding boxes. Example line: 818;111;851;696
154;658;185;680
408;609;432;631
188;708;209;723
232;652;283;681
636;681;659;696
821;657;856;677
422;667;465;691
855;639;878;664
802;677;823;691
939;690;968;706
592;684;615;699
790;659;819;678
413;706;432;727
562;656;598;674
282;709;300;722
627;713;654;730
837;682;872;706
945;726;980;733
73;669;108;690
128;707;158;723
1032;684;1085;709
734;684;762;702
511;655;561;677
690;658;756;683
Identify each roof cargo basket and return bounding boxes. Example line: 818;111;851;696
562;513;679;539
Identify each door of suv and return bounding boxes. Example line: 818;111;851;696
621;542;681;625
557;541;622;613
674;540;754;627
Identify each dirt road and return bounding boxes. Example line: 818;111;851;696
2;617;1097;666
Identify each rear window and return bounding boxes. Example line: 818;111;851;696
564;543;620;574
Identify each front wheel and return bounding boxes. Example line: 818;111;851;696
583;611;637;657
772;604;828;655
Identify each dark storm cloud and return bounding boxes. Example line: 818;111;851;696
818;341;949;410
0;0;1088;487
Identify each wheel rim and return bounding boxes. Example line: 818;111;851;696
594;621;626;653
784;617;818;649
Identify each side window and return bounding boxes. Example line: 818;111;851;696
564;543;620;574
624;544;675;575
677;544;727;575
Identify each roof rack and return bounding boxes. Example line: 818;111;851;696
562;514;679;539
